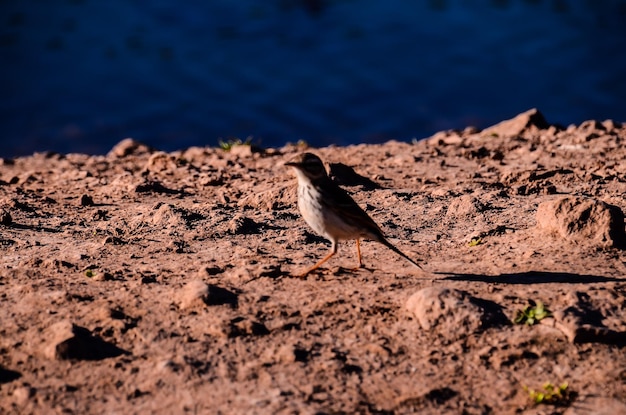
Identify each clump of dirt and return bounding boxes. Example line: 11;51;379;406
1;109;625;414
536;196;625;248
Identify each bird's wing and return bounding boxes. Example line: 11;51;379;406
318;177;385;239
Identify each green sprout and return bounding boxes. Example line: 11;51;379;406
514;301;551;325
85;269;96;278
468;237;483;247
219;136;253;151
524;382;570;405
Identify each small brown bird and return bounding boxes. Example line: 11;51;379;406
285;152;423;277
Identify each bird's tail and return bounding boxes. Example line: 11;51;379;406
381;238;424;270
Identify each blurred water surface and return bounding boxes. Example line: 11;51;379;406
1;0;625;157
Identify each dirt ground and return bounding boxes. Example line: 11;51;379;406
1;109;625;415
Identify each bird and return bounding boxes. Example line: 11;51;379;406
285;152;424;277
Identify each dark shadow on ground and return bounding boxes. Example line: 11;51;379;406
438;271;622;284
0;366;21;384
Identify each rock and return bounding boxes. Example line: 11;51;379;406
578;119;605;132
79;194;94;206
228;215;263;234
536;197;626;248
143;151;176;172
542;290;626;344
549;307;626;344
178;280;210;310
102;236;126;246
229;143;254;158
180;146;210;162
272;345;309;364
426;130;463;146
43;320;126;360
203;315;269;338
483;108;550;137
257;263;285;279
405;287;507;339
148;203;203;229
90;270;114;282
237;185;294;211
96;306;135;333
12;384;35;406
0;157;15;166
151;203;187;228
178;280;238;310
108;138;154;158
228;316;270;337
0;208;11;225
134;180;178;194
446;195;487;218
42;258;76;270
602;119;621;131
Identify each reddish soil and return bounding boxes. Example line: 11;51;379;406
1;109;625;414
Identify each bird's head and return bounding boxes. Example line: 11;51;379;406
285;152;327;181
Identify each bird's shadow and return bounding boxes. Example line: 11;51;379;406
328;162;383;190
437;270;621;284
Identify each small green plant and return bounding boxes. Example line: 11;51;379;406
524;382;570;405
468;237;483;247
219;136;252;151
85;269;96;278
514;300;551;325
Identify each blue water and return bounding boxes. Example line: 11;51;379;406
1;0;625;157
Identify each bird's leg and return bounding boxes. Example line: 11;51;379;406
353;238;363;270
296;241;338;278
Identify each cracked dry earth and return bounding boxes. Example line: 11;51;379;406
1;109;626;415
